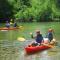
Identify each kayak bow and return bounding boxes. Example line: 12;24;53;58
25;45;53;54
0;27;19;30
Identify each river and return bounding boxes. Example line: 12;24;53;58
0;22;60;60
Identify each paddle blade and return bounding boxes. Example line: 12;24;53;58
29;32;33;35
19;26;23;28
19;26;24;30
17;37;25;41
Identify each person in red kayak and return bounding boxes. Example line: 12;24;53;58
30;30;43;46
6;21;10;28
47;29;54;42
41;29;54;45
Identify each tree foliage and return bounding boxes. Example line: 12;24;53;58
0;0;14;18
0;0;60;22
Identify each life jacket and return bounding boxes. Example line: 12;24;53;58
48;32;53;41
36;34;43;43
14;23;17;27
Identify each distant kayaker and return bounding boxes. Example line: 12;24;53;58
13;22;18;28
6;21;10;28
30;30;43;46
47;29;54;42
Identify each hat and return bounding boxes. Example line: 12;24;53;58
36;30;40;33
48;29;53;32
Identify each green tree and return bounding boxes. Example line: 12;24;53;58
0;0;14;19
0;0;60;22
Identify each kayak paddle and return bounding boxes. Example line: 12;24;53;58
17;37;26;42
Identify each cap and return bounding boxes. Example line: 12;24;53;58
48;29;53;32
36;30;40;33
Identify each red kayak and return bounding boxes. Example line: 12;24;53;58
0;27;19;30
25;45;53;54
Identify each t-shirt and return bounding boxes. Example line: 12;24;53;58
6;23;10;27
36;34;43;43
48;32;53;41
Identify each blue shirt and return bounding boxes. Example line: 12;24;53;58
6;23;10;28
48;32;53;41
36;34;43;43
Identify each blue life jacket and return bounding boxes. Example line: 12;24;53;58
48;32;53;41
36;34;43;43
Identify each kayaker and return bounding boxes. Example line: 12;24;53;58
13;22;18;28
6;21;10;28
30;30;43;46
47;29;53;42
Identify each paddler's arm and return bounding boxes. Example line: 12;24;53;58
31;34;33;38
30;33;36;38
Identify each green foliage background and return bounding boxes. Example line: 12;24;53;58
0;0;60;22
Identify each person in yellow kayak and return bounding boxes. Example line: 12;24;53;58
6;21;10;28
30;30;43;46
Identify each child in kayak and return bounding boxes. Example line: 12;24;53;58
30;30;43;46
47;29;53;42
6;21;10;28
